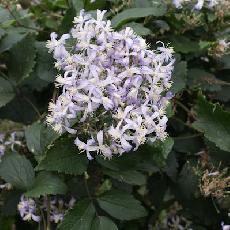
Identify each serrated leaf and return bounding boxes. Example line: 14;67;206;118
58;200;95;230
25;121;59;160
25;172;67;198
193;96;230;152
0;152;34;190
171;61;187;93
37;137;88;175
91;216;118;230
0;28;27;53
97;190;147;220
0;76;15;108
103;169;146;185
111;7;167;28
8;34;36;83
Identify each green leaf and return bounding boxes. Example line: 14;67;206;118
25;121;59;161
0;7;12;24
170;36;200;54
58;200;95;230
187;69;221;92
103;169;146;185
133;0;152;7
111;7;167;28
150;137;174;167
171;61;187;94
25;172;67;198
193;96;230;152
91;216;118;230
97;190;147;220
37;137;88;175
0;152;34;190
71;0;84;12
35;42;56;82
2;190;22;216
0;28;27;53
122;22;151;36
0;76;15;108
177;161;199;200
0;96;38;124
8;34;36;83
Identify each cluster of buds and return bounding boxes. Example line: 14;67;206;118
0;131;23;160
172;0;221;10
46;10;174;160
18;195;76;224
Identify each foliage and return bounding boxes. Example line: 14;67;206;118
0;0;230;229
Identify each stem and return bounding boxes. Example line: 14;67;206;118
173;99;194;118
84;174;99;216
46;196;51;230
40;207;47;230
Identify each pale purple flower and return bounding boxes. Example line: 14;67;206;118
222;222;230;230
18;196;40;222
47;10;174;159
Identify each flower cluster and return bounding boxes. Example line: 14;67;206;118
154;202;193;230
172;0;220;10
0;132;23;160
18;195;76;224
43;197;76;223
18;195;40;222
46;10;174;159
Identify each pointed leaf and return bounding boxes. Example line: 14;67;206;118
0;152;34;190
103;169;146;185
111;7;167;28
37;137;88;175
8;34;36;83
58;200;95;230
193;96;230;152
91;216;118;230
97;190;147;220
25;172;67;198
25;121;59;161
0;76;15;108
